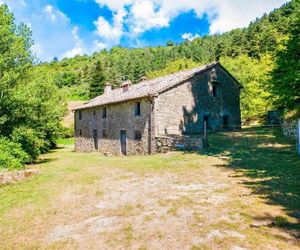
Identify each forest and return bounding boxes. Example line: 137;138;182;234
0;0;299;170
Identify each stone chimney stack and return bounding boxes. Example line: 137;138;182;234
104;82;112;93
121;80;132;92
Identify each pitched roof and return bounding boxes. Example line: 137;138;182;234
74;62;227;110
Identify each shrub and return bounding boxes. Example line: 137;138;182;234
0;137;29;170
60;127;74;139
11;127;46;162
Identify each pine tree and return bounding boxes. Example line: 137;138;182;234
88;61;106;98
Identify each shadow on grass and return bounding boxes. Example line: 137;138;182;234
201;127;300;235
33;157;57;165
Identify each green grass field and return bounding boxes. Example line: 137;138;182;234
0;127;299;249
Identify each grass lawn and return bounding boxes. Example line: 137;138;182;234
0;128;299;249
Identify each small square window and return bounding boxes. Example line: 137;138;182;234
102;129;108;138
79;111;82;120
135;102;141;116
102;107;107;118
134;131;142;140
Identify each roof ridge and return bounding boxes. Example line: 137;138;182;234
73;62;219;110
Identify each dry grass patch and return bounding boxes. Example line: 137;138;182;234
0;128;299;249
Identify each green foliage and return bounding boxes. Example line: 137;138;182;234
60;127;74;139
11;127;47;162
147;58;200;79
270;4;300;113
34;0;299;123
54;72;78;87
0;137;29;170
0;5;67;170
88;61;106;98
220;54;274;122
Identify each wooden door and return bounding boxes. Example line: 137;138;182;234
93;129;98;150
222;116;229;130
120;130;126;155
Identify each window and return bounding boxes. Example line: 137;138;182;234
212;85;218;97
93;110;96;116
102;107;107;118
102;129;108;138
79;129;82;136
134;131;142;140
135;102;141;116
79;111;82;120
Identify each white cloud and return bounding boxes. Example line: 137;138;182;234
95;0;133;12
93;40;107;50
31;43;43;56
62;27;85;58
43;4;69;23
182;32;200;41
94;8;126;42
129;0;169;34
94;0;289;42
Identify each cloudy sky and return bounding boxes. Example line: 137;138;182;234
1;0;289;61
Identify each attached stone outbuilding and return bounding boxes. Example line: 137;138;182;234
73;62;242;155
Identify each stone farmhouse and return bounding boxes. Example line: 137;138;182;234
73;62;242;155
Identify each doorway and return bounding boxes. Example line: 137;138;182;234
120;130;127;155
222;115;229;130
93;129;98;150
203;115;209;131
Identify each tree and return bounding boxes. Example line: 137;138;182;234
270;7;300;112
0;4;33;136
0;5;67;167
88;61;106;98
221;54;274;122
166;40;175;47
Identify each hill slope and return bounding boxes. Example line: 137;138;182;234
39;0;299;121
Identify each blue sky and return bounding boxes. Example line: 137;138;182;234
1;0;289;61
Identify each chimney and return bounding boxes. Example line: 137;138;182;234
140;76;147;82
104;82;112;93
121;80;132;92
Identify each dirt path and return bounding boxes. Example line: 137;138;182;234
0;146;299;249
42;152;298;249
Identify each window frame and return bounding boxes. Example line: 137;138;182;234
134;102;141;116
102;107;107;119
212;85;218;97
134;130;142;140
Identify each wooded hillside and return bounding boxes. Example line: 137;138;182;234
39;0;299;122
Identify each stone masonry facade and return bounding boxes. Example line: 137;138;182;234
75;99;155;155
74;63;242;155
154;65;241;135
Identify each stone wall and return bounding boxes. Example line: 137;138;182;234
75;64;241;155
154;64;241;136
75;98;154;155
155;135;203;153
0;169;39;185
282;119;298;138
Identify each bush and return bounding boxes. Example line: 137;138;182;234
11;127;46;162
60;127;74;139
0;137;29;170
